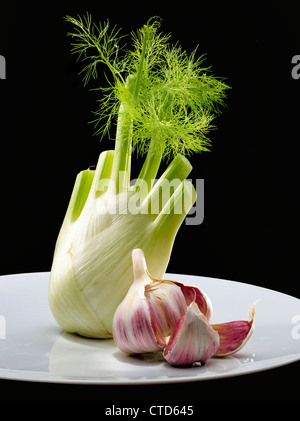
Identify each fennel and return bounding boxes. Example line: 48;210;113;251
48;16;229;338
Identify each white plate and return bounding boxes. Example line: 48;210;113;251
0;272;299;384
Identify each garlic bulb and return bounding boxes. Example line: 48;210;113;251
112;249;211;355
112;249;258;366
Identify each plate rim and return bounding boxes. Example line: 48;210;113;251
0;271;300;385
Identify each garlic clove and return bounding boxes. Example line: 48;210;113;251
212;301;258;357
112;248;185;354
163;302;220;366
112;251;166;354
112;287;166;354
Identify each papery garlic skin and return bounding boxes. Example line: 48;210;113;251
145;281;187;337
177;282;213;322
163;302;220;366
212;301;258;356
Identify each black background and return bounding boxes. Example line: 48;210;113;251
0;0;299;405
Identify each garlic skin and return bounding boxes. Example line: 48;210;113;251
212;301;258;356
145;281;187;337
163;302;220;366
174;281;213;322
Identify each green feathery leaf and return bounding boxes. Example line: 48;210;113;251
65;14;230;158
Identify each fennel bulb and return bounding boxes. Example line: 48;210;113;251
49;151;195;337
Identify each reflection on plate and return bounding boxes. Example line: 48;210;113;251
0;272;299;384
